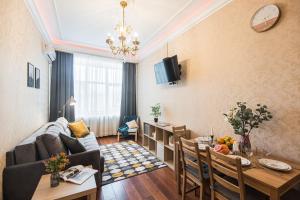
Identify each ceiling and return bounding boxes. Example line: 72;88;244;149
54;0;192;48
25;0;232;60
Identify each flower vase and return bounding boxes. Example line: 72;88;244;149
239;135;251;155
154;118;158;123
50;172;60;187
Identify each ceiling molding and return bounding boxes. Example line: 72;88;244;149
53;39;139;63
25;0;232;61
138;0;233;60
141;0;194;47
51;0;63;38
24;0;52;43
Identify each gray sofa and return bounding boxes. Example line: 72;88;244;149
3;117;104;200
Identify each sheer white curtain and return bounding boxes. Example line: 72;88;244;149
74;53;122;137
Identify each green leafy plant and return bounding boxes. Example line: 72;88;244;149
44;152;70;173
224;102;272;136
150;103;161;118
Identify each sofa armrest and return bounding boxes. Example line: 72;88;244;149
68;149;104;187
6;150;15;167
3;161;44;200
3;150;104;200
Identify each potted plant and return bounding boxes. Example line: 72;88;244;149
150;103;161;123
224;102;272;155
44;152;69;187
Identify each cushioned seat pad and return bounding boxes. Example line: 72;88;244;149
185;164;209;180
213;177;267;200
127;128;138;133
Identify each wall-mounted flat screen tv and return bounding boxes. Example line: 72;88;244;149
154;55;181;84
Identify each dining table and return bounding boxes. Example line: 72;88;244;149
175;140;300;200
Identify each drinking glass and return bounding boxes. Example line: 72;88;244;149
244;145;253;158
209;128;214;147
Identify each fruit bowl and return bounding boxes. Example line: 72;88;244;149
217;135;234;150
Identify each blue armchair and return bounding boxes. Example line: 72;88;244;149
117;115;139;142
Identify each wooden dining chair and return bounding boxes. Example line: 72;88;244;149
173;125;187;142
179;137;209;200
205;147;266;200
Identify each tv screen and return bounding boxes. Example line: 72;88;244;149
154;61;168;84
163;55;180;82
154;55;180;84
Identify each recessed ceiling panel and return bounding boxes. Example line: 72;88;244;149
53;0;192;48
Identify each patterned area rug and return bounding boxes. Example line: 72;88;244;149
100;141;167;185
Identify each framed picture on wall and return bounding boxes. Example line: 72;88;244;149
35;68;40;89
27;62;34;87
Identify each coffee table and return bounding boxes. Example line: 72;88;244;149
32;174;97;200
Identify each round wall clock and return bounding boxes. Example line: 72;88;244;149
250;4;281;32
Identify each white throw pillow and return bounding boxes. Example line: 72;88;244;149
126;120;138;129
77;132;100;151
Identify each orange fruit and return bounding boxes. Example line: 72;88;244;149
217;138;225;144
220;144;230;155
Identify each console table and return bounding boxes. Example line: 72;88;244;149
142;121;190;170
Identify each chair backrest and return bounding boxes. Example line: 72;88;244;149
206;147;246;200
172;125;187;141
179;137;205;183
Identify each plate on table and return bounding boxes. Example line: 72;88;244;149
227;155;251;166
197;136;210;143
258;158;292;171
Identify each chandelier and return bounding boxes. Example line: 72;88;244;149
106;0;140;56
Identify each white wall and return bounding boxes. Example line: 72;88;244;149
138;0;300;163
0;0;49;198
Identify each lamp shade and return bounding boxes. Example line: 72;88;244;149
68;96;76;106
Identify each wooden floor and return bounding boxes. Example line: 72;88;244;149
96;136;199;200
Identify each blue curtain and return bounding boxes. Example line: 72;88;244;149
49;51;75;122
119;62;137;126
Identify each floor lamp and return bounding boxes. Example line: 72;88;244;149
61;96;76;118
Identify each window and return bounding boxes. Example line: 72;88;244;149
74;53;123;119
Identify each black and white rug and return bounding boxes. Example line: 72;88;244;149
100;141;167;185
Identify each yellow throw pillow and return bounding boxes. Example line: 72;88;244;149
68;120;89;138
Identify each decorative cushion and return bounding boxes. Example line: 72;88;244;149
45;124;65;136
55;117;71;136
59;133;86;154
14;143;37;164
126;120;138;129
68;120;89;138
77;132;100;152
40;134;67;156
35;136;50;160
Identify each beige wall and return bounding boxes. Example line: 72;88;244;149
138;0;300;162
0;0;49;198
